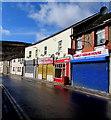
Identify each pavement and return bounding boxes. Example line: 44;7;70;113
2;73;111;101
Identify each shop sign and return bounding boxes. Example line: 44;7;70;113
68;48;75;55
38;58;53;64
54;57;70;63
73;49;109;59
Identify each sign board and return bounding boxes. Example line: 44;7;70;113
68;48;75;55
54;57;70;63
73;49;109;59
38;58;53;64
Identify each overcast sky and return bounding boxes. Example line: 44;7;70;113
1;1;110;43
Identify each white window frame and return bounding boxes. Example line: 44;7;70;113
44;46;47;55
58;40;62;52
35;49;38;57
76;37;82;50
29;51;32;58
96;29;105;46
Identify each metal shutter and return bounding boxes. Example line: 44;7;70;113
72;62;108;92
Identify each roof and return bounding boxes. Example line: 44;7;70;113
72;12;111;37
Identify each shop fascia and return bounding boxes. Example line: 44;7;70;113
72;49;109;60
38;56;71;64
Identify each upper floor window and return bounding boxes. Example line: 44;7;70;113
35;49;38;57
58;40;62;52
76;37;82;50
44;46;47;55
29;51;32;57
96;29;105;46
13;67;15;71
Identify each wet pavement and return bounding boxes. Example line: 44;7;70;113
2;75;111;120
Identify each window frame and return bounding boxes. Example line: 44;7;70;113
58;40;62;52
76;37;82;50
44;46;47;55
29;51;32;58
95;29;105;46
35;49;38;57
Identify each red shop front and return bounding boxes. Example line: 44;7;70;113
54;57;70;84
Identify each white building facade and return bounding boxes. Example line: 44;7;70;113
25;27;72;82
10;58;24;76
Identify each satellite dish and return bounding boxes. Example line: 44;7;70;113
100;6;108;15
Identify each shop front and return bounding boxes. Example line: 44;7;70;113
71;49;109;92
54;57;70;84
24;59;35;78
38;58;54;81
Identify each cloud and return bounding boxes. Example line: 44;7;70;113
0;26;11;35
26;3;92;28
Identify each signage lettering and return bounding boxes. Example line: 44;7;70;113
73;49;109;59
38;58;53;64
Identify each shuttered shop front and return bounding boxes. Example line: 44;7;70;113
25;60;35;78
71;57;109;92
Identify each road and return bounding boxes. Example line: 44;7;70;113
2;75;111;120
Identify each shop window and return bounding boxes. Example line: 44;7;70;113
55;69;62;78
76;37;82;50
96;29;105;46
58;40;62;52
55;63;66;78
44;46;47;55
29;51;32;57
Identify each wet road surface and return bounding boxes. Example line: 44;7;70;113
2;75;111;120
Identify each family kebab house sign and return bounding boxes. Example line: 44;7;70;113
73;49;109;59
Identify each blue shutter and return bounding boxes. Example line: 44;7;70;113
71;62;109;92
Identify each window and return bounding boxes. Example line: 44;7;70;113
18;58;20;62
96;29;105;45
58;40;62;52
76;37;82;50
44;46;47;55
55;63;66;78
13;67;15;71
35;49;38;57
29;51;32;57
17;67;21;72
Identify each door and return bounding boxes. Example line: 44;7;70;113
42;64;47;79
72;62;109;92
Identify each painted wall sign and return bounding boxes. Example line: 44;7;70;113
54;57;70;63
73;49;109;59
38;58;53;64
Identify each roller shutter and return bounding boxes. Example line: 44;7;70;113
72;62;109;92
25;66;34;73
